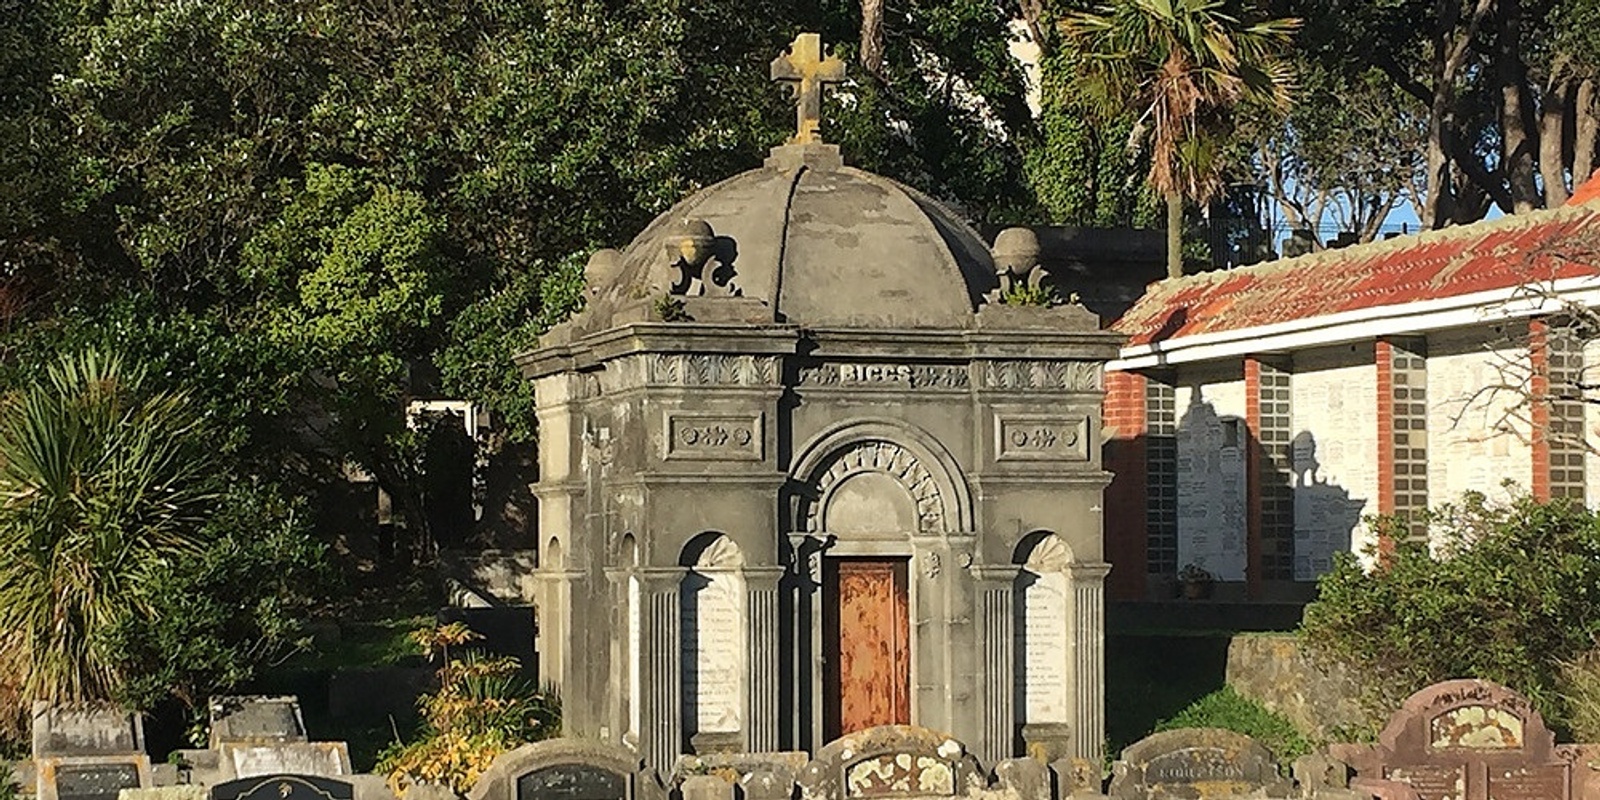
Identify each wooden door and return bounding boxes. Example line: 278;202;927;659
823;558;911;738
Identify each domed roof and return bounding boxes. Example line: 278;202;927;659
579;144;998;330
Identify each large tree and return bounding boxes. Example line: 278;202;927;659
1058;0;1297;278
1290;0;1600;227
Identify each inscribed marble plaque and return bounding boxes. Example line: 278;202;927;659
1487;765;1569;800
681;572;743;734
1017;572;1068;724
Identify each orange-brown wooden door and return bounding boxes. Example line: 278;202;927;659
823;559;911;739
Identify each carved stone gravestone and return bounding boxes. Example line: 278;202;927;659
467;739;667;800
209;697;308;749
1107;728;1289;799
680;536;746;752
32;704;152;800
210;775;354;800
1332;679;1580;800
797;726;985;800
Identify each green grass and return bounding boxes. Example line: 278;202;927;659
1105;634;1231;756
1155;685;1312;762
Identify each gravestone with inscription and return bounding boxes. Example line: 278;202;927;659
1332;679;1581;800
521;32;1120;775
797;726;985;800
210;775;353;800
467;739;666;800
32;704;152;800
1107;728;1289;799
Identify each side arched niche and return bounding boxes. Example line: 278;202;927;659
678;532;747;751
1013;532;1073;729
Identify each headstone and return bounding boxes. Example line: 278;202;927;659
466;738;666;800
680;539;746;750
32;704;152;800
681;776;733;800
990;759;1049;800
797;726;985;800
210;775;354;800
1018;571;1069;725
219;742;351;780
209;697;308;749
738;770;796;800
120;787;207;800
1107;728;1289;799
33;705;144;758
1331;679;1579;800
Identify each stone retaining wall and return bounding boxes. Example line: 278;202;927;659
1224;633;1370;741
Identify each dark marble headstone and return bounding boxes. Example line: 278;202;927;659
1108;728;1289;799
516;764;627;800
1333;679;1579;800
210;774;354;800
52;762;141;800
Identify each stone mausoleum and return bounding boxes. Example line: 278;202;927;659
517;34;1120;777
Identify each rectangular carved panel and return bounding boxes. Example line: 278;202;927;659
663;412;763;461
994;414;1089;462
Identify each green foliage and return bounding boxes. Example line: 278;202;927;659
1558;647;1600;743
378;624;559;796
1029;47;1160;227
653;295;691;322
998;284;1058;306
1301;494;1600;733
1155;686;1312;761
0;350;214;704
99;481;328;720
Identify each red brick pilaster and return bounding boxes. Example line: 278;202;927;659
1530;318;1551;501
1103;370;1148;600
1244;358;1263;600
1374;340;1397;564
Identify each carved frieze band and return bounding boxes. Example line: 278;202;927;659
994;414;1090;462
648;353;778;387
802;440;947;533
799;363;971;390
664;412;764;461
980;361;1101;392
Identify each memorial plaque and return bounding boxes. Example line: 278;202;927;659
1383;765;1463;800
1489;765;1569;800
54;763;141;800
33;704;144;757
1017;571;1069;725
210;775;353;800
516;764;627;800
680;571;743;735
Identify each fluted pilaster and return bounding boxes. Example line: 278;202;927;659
1069;563;1111;766
746;567;784;752
639;570;685;775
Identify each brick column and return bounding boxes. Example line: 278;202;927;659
1103;370;1148;600
1531;319;1552;501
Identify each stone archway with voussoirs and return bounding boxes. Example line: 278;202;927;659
789;419;973;538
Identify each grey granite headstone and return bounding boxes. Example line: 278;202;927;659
208;697;307;749
467;739;666;800
38;758;152;800
1107;728;1288;799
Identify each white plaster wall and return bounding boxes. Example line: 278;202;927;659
1427;327;1532;506
1290;351;1378;577
1174;370;1249;581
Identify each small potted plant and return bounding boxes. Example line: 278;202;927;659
1178;562;1214;600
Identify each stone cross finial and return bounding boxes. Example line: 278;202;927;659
770;33;846;144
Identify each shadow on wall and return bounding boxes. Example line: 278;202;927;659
1107;385;1367;600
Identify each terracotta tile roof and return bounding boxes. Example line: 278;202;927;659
1112;187;1600;348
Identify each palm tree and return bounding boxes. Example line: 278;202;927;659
1059;0;1297;278
0;351;214;703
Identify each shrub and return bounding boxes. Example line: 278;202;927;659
1301;493;1600;734
379;624;559;797
1154;686;1311;761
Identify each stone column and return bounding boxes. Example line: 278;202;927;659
1068;562;1112;766
973;565;1018;768
745;566;785;753
638;567;686;777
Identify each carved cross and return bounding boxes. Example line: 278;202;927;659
770;32;846;145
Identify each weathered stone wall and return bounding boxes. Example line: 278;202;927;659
1224;633;1368;742
1289;347;1377;578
